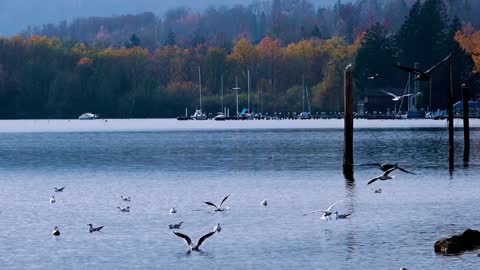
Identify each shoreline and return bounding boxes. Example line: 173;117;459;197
1;118;480;133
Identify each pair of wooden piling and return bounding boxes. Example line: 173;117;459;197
342;57;470;181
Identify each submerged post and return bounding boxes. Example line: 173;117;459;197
447;50;454;173
462;84;470;166
343;64;354;181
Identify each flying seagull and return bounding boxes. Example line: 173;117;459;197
120;196;131;202
358;163;415;175
88;224;104;233
367;167;397;185
54;187;65;192
52;226;61;236
117;206;130;212
393;54;450;81
203;194;230;212
173;231;216;252
335;211;352;219
303;200;345;221
368;73;380;80
380;90;413;101
169;221;183;230
214;223;222;232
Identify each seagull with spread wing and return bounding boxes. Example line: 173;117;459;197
203;194;230;212
173;231;216;252
367;167;397;185
393;54;450;81
380;90;413;101
303;200;345;221
358;163;416;175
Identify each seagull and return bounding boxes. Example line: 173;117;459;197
303;200;345;221
359;163;415;175
173;231;216;252
117;206;130;212
54;187;65;192
170;207;177;214
213;223;222;232
169;221;183;230
380;90;413;101
367;73;380;80
120;196;131;202
52;226;60;236
203;194;230;212
50;196;56;203
335;211;352;219
393;54;450;81
367;167;397;185
372;188;382;193
88;224;104;233
261;200;268;206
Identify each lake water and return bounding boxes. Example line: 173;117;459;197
0;119;479;270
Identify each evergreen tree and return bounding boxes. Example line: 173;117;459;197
311;24;321;38
166;30;176;46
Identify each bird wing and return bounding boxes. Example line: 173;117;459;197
327;200;345;211
426;54;450;73
197;231;216;248
368;177;380;185
173;231;192;246
96;226;104;231
303;210;326;216
384;167;398;176
203;201;219;210
396;166;416;175
220;194;231;208
393;64;424;76
380;90;399;98
400;94;413;98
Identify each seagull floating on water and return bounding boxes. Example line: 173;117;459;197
50;196;56;203
372;188;382;194
169;221;183;230
52;226;61;236
173;231;216;252
213;223;222;232
358;163;416;175
120;196;131;202
368;167;397;185
54;187;65;192
261;200;268;206
367;73;380;80
335;211;352;219
117;206;130;212
88;224;104;233
170;207;177;214
380;90;413;102
204;194;230;212
303;200;345;221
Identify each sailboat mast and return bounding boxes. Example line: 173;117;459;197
247;69;251;113
221;74;224;114
198;66;202;112
302;74;305;112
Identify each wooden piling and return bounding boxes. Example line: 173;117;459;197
343;64;354;181
462;84;470;166
447;50;454;173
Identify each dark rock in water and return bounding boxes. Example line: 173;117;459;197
434;229;480;255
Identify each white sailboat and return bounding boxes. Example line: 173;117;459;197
191;66;207;120
298;75;311;119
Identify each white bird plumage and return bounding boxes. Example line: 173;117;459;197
303;200;345;221
213;223;222;232
170;207;177;214
368;167;397;185
50;196;56;203
380;90;413;101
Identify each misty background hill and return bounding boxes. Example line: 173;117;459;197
0;0;343;36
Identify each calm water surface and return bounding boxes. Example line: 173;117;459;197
0;120;479;269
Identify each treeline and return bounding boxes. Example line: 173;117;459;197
21;0;480;50
0;0;478;119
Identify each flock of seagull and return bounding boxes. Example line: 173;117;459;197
48;163;414;253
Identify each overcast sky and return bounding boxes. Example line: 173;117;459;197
0;0;341;36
